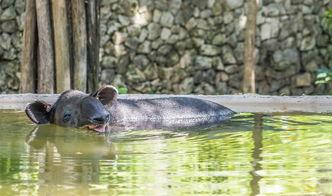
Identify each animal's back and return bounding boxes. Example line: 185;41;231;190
109;97;235;130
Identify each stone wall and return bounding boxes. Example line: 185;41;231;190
0;0;24;93
0;0;331;94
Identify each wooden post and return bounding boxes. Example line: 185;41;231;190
87;0;100;92
52;0;71;93
72;0;87;92
21;0;101;93
35;0;55;93
21;0;37;93
242;0;258;93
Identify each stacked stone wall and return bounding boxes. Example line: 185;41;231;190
0;0;331;94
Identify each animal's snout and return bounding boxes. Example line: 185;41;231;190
92;113;110;124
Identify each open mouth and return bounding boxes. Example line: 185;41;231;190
85;124;109;133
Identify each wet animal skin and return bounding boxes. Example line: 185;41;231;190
25;86;235;132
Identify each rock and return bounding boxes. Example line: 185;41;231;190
169;0;182;13
212;33;226;45
137;41;151;54
194;56;213;69
185;18;197;30
117;55;130;74
138;29;148;43
144;65;159;80
222;47;237;64
159;67;174;80
317;35;329;47
224;12;234;24
305;61;318;72
300;36;316;51
195;82;216;94
200;45;221;56
177;77;194;94
2;0;15;9
0;33;11;50
118;15;131;26
112;32;127;44
196;19;209;30
224;65;238;74
126;66;146;83
101;56;117;68
174;9;191;25
160;12;174;27
125;38;140;50
158;44;173;55
294;73;312;87
192;0;207;9
101;69;115;83
226;0;243;10
260;19;279;40
151;39;163;49
113;45;126;57
0;20;17;33
160;28;172;40
153;9;162;22
234;42;244;62
212;2;223;15
0;6;16;21
216;72;229;82
194;70;215;84
212;57;224;70
166;51;180;66
273;48;300;71
207;0;215;8
133;55;150;67
216;82;228;94
279;87;291;95
263;3;284;17
101;0;118;5
200;10;212;18
2;47;16;60
147;23;161;40
179;52;192;68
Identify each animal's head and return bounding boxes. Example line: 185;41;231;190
25;86;118;132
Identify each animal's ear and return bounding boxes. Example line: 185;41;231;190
91;85;118;106
25;101;51;124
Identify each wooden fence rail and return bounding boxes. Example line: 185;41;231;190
0;94;332;114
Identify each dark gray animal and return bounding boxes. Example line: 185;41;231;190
25;86;235;132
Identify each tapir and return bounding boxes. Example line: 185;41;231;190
25;86;235;132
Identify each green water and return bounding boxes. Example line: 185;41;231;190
0;112;331;195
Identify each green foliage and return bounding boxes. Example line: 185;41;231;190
315;68;332;84
118;86;128;94
324;8;332;30
315;9;332;85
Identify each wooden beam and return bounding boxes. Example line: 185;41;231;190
1;94;332;114
52;0;71;93
21;0;37;93
86;0;100;92
35;0;55;93
72;0;87;92
243;0;258;93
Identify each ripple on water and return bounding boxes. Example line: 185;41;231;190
0;112;332;195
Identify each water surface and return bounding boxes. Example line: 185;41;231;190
0;111;331;195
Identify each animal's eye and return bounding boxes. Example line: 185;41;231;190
63;112;71;123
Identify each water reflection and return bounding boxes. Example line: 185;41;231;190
0;112;331;195
25;125;118;192
250;114;263;196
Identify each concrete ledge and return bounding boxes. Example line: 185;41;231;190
0;94;332;113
